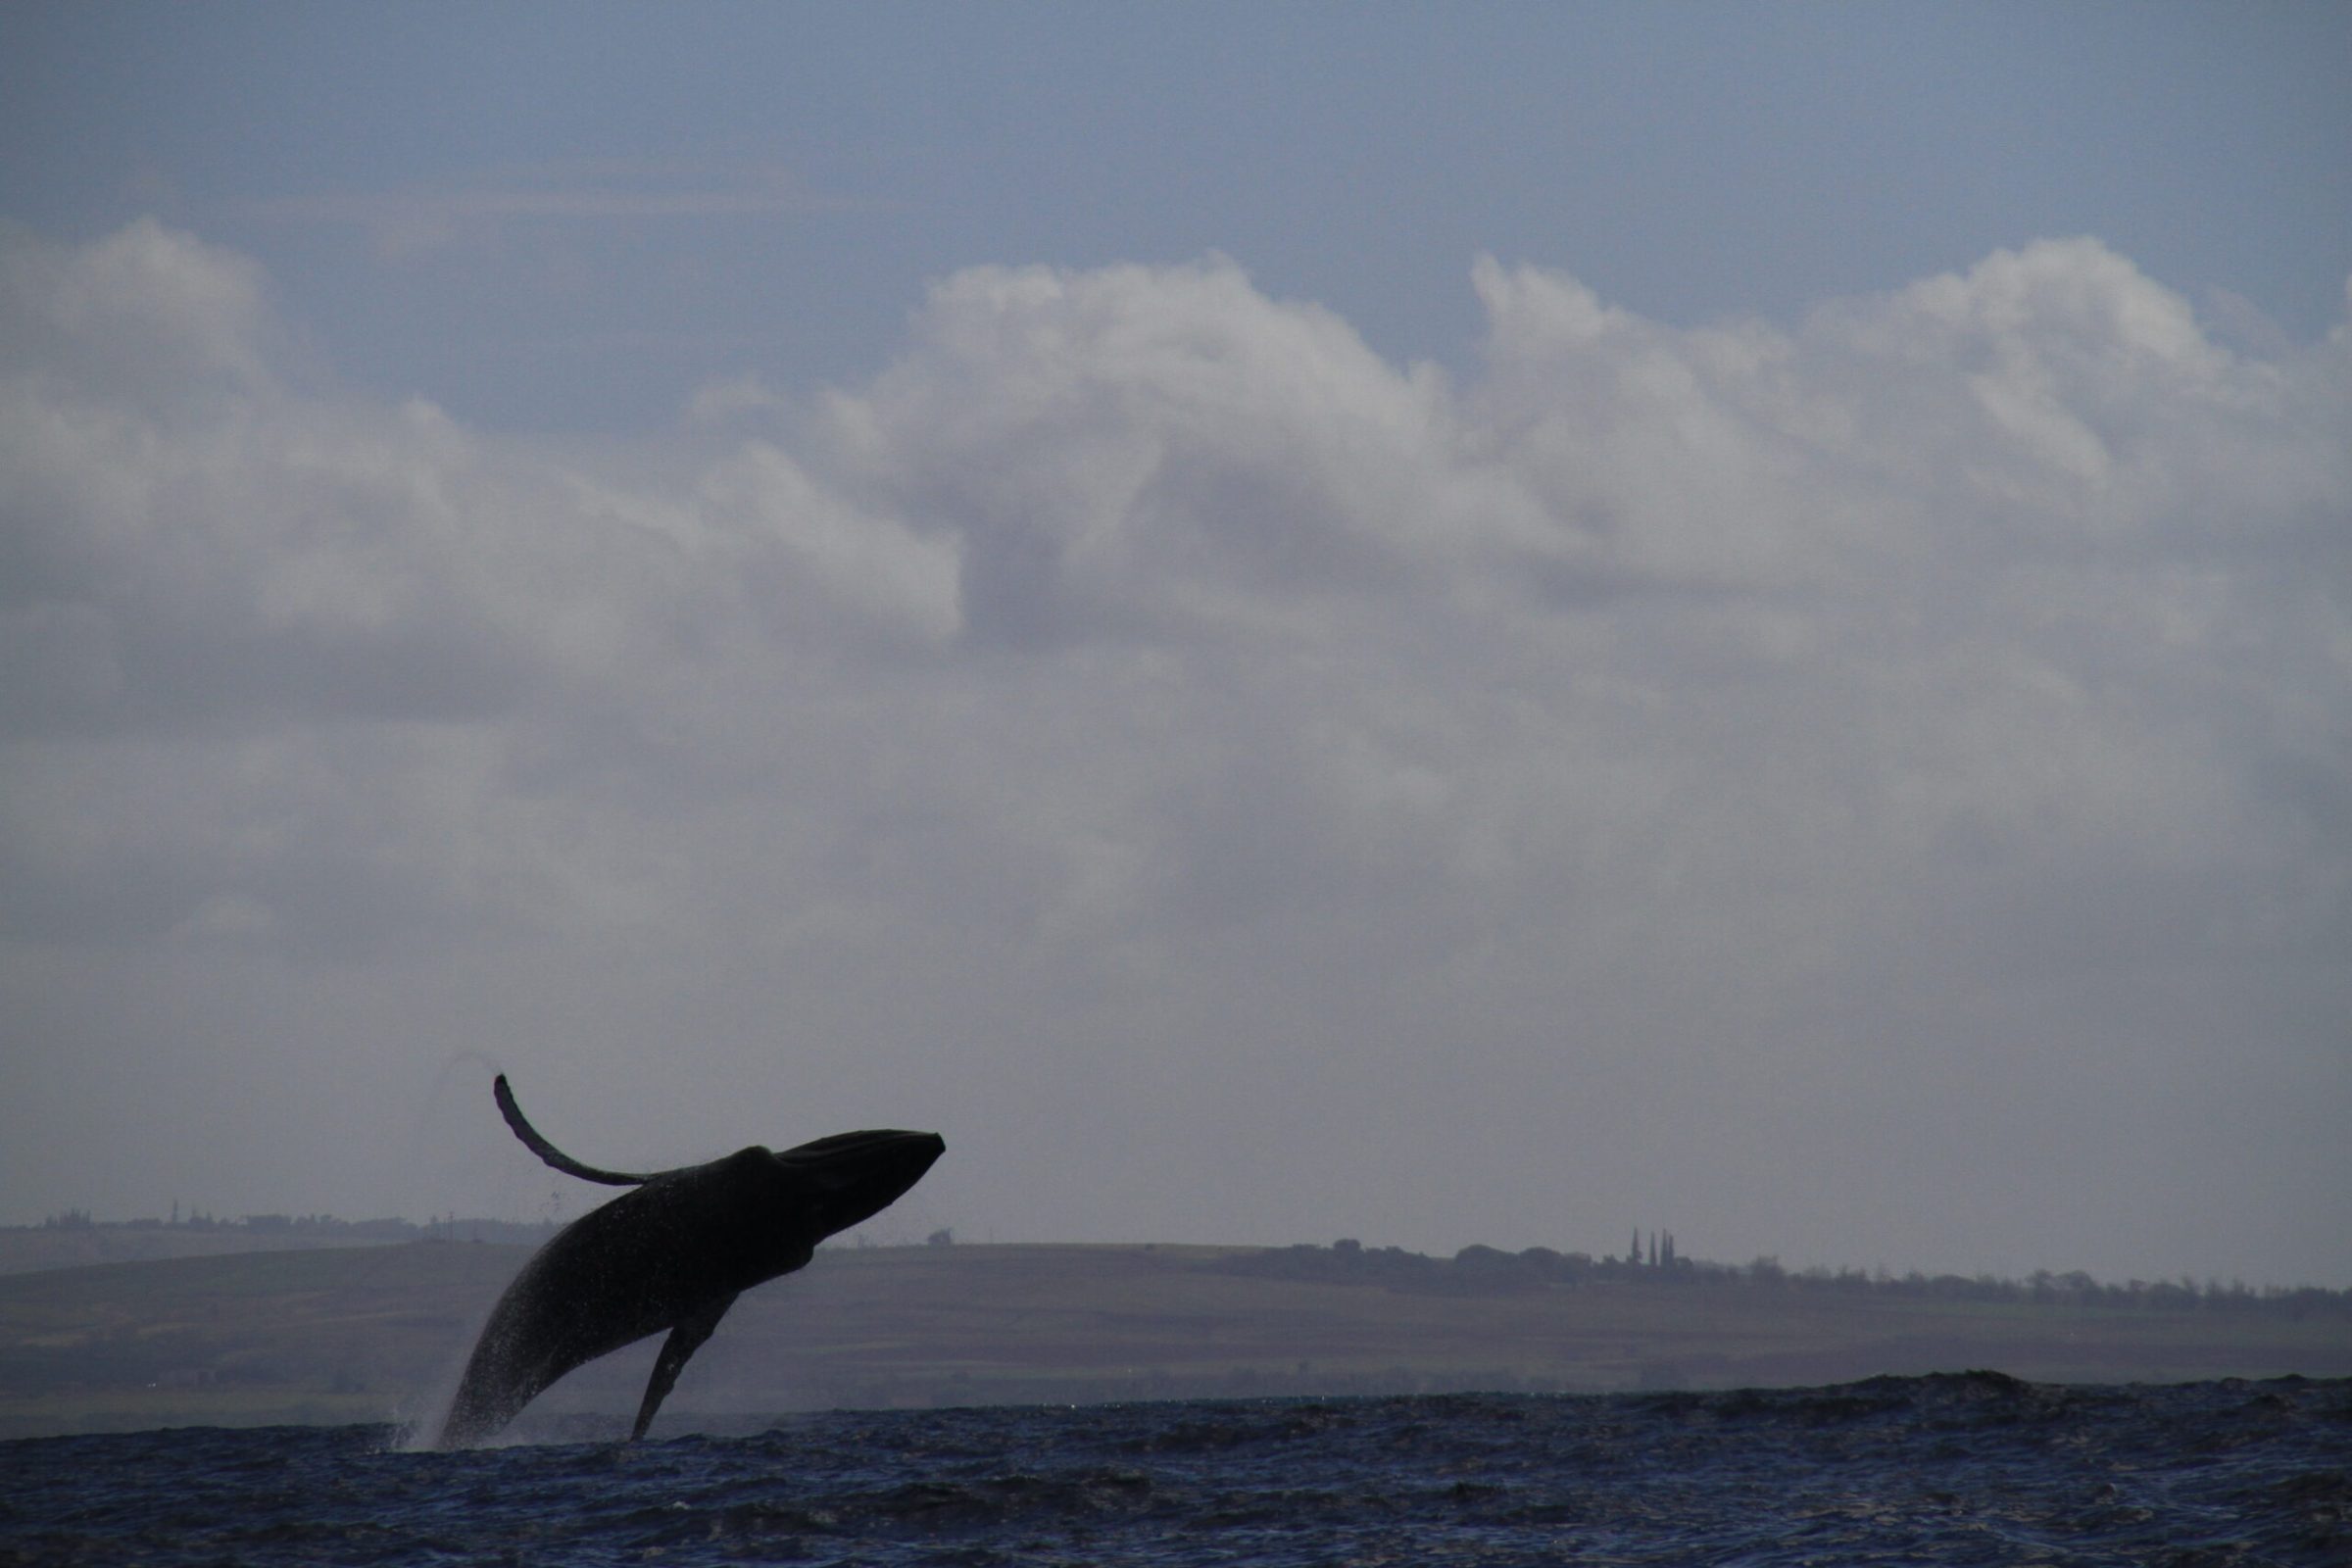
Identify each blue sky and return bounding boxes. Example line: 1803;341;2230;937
2;5;2347;1290
7;3;2346;429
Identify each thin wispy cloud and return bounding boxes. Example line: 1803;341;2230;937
245;161;891;256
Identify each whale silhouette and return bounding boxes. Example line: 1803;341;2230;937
435;1074;943;1446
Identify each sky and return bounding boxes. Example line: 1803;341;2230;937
2;3;2347;1290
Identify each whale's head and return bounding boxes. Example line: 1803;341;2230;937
769;1127;946;1239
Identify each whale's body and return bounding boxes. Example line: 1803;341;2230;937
435;1077;943;1446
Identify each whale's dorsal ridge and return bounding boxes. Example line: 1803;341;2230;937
494;1073;654;1187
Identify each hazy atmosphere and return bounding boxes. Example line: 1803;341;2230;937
3;5;2346;1290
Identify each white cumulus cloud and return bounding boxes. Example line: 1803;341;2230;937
2;222;2345;1284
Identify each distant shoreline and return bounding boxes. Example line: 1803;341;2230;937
10;1216;2349;1298
0;1214;561;1275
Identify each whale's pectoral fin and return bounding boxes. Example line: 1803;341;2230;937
495;1074;654;1187
629;1291;739;1442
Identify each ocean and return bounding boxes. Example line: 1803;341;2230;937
3;1374;2344;1565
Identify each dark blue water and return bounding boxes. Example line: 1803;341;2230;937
3;1375;2345;1565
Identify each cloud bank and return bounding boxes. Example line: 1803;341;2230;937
4;221;2346;1283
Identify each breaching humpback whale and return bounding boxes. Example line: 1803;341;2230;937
434;1075;944;1447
